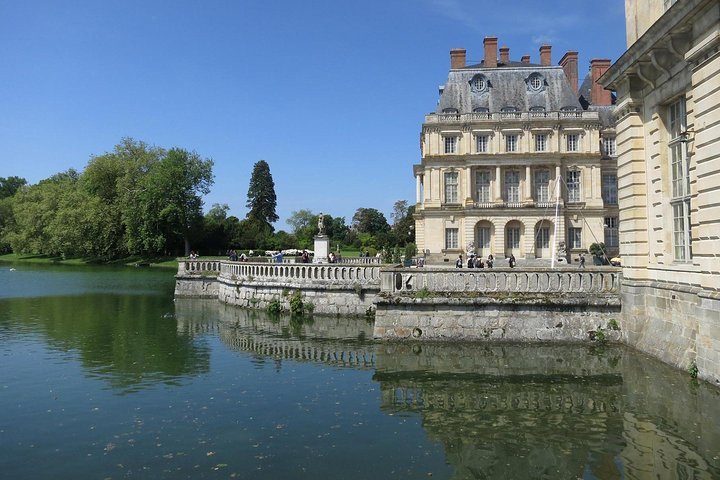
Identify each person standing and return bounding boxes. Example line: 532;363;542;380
487;254;494;268
455;255;463;268
579;253;586;269
509;254;516;268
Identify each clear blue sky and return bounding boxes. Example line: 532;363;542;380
1;0;627;231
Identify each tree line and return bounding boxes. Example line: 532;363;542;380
0;138;415;260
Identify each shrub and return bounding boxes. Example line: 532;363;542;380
267;298;283;315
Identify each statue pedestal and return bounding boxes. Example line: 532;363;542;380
313;235;330;263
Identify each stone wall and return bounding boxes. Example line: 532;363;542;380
374;267;622;341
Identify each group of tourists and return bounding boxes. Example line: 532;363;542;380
455;253;495;269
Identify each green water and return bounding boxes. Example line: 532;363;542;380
1;264;719;479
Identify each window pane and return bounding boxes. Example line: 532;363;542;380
535;134;546;152
604;216;619;248
476;135;488;153
444;172;458;203
505;171;519;203
444;136;457;154
506;135;517;152
602;174;617;205
535;170;549;203
475;171;491;203
567;170;581;203
445;228;458;249
569;228;582;249
506;228;520;248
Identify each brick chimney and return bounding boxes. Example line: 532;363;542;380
590;59;612;105
450;48;466;69
499;46;510;64
521;55;530;64
539;44;552;66
484;37;498;68
559;51;579;95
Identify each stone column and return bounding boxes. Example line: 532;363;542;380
525;165;532;200
495;166;502;201
465;167;472;204
416;174;422;203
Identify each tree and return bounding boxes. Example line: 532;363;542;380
246;160;278;224
287;209;315;234
391;201;416;247
0;176;27;199
352;208;390;235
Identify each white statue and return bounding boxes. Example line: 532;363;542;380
318;213;325;235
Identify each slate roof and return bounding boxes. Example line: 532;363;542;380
436;63;582;114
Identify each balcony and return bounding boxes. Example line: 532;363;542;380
425;111;599;124
472;200;563;209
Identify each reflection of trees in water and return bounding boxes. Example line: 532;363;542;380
1;294;210;393
175;300;720;478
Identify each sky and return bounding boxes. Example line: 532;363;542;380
0;0;627;231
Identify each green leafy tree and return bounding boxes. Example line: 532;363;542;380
352;208;390;235
391;201;416;247
246;160;278;224
0;176;27;199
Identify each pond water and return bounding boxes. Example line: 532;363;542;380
1;264;719;479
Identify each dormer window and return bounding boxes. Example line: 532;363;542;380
501;106;518;112
473;107;489;113
442;108;459;114
527;73;544;92
470;75;489;93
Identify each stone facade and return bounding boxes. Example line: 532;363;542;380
600;0;720;384
414;39;619;267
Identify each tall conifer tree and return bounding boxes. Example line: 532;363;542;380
246;160;278;224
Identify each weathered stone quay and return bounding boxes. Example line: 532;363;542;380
175;259;621;342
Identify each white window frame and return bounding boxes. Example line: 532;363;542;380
535;226;550;249
444;171;459;204
476;134;489;153
566;134;579;152
568;227;582;249
535;134;547;152
567;170;582;203
444;136;457;154
534;170;549;203
603;137;616;157
668;96;691;261
506;227;520;249
475;170;491;203
445;228;459;250
504;170;520;203
505;134;518;152
604;217;619;248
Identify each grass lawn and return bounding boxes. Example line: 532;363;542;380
0;253;179;269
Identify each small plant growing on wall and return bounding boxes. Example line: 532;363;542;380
267;298;283;315
688;360;699;379
289;290;305;316
607;319;620;331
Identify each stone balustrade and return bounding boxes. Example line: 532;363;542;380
177;259;222;276
425;111;599;124
219;262;381;287
380;267;620;296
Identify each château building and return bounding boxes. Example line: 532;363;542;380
600;0;720;383
414;38;618;266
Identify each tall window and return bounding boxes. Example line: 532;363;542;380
567;170;581;203
536;226;550;249
568;227;582;249
603;137;616;157
505;134;518;152
566;134;579;152
602;174;618;205
444;136;457;154
444;171;459;203
478;227;491;249
504;170;520;203
668;97;691;261
535;134;547;152
476;170;491;203
476;134;489;153
604;217;619;248
445;228;459;249
534;170;549;203
506;227;520;249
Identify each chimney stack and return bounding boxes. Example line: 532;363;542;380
483;37;498;68
539;44;552;66
559;51;579;95
521;55;530;64
499;46;510;64
450;48;466;69
590;59;613;105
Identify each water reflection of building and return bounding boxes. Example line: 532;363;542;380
172;299;720;478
